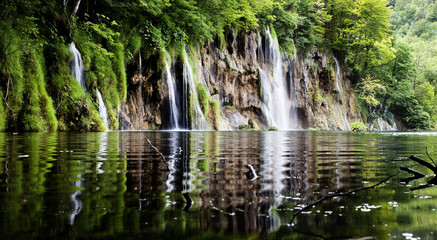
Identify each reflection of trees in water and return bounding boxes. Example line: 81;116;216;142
122;132;359;233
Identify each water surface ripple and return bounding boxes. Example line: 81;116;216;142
0;131;436;239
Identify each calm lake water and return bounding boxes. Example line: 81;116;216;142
1;131;437;239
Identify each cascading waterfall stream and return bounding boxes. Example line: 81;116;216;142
333;57;350;130
334;57;343;95
69;42;86;90
258;28;297;130
372;110;398;131
164;50;181;130
183;50;207;129
97;89;109;130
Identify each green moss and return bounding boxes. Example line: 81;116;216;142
1;30;25;129
157;48;169;73
196;83;222;129
197;83;210;116
267;126;279;131
355;92;370;124
22;51;48;131
31;50;58;131
128;35;142;54
248;119;261;131
209;99;221;130
113;45;127;101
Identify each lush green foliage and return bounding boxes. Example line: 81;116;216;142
351;122;367;132
388;0;437;127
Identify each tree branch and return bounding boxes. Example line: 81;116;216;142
146;138;170;171
410;155;437;174
426;148;436;167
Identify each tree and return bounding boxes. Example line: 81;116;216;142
327;0;394;72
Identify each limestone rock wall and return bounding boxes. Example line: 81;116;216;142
119;30;363;130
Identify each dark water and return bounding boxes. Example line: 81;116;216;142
1;131;437;239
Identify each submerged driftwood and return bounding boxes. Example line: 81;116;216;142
400;152;437;190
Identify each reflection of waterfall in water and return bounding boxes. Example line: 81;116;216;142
69;42;86;90
96;132;108;174
259;131;288;231
69;174;84;225
97;89;109;130
164;50;181;130
183;50;207;129
258;28;297;130
333;57;350;130
165;132;184;193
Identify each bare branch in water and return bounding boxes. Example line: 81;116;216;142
410;155;437;174
146;138;170;171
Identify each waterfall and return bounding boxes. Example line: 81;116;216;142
257;31;264;63
334;57;343;95
333;57;350;130
69;42;86;90
258;28;297;130
372;111;398;131
183;50;207;129
164;50;181;130
97;89;109;130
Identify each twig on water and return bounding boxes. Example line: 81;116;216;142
289;171;399;225
426;147;437;167
146;138;170;171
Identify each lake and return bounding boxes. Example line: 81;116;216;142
1;131;437;239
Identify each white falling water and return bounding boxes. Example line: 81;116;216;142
333;57;350;130
183;50;207;129
258;28;297;130
374;117;398;131
164;50;181;130
97;89;109;130
334;57;343;94
372;110;398;131
69;42;86;90
139;51;142;78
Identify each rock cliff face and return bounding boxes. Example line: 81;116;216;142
119;30;363;130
